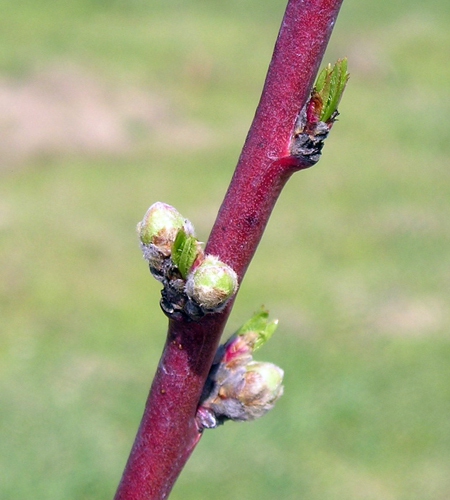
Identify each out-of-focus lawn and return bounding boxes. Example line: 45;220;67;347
1;0;450;499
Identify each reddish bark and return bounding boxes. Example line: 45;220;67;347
114;1;344;499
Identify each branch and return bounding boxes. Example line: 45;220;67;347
114;1;344;499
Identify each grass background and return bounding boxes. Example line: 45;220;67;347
1;0;450;498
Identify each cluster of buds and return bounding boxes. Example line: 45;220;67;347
290;57;349;164
137;202;238;320
197;309;284;429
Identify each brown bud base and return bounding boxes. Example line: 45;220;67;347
289;103;338;165
290;125;329;164
149;261;205;322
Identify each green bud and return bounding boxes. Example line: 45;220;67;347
185;255;238;311
137;202;193;255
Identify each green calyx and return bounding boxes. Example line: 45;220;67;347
171;228;200;278
137;202;186;249
186;256;238;310
236;308;278;351
314;57;349;122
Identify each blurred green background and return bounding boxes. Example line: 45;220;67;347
1;0;449;498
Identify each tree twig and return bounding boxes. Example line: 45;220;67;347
114;1;344;498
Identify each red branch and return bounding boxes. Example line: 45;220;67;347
114;1;344;499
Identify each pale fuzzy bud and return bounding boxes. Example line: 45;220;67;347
239;361;284;407
137;202;194;256
185;255;238;311
196;309;283;428
208;361;284;422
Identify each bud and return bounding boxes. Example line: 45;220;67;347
221;332;255;368
137;202;193;256
197;309;283;428
235;308;278;352
185;255;238;311
290;58;349;164
218;308;278;369
314;57;349;124
207;361;284;422
240;361;284;407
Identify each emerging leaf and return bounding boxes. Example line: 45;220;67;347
236;308;278;351
171;228;199;278
314;57;349;122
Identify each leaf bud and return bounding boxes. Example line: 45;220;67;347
171;228;203;278
235;307;278;352
314;57;349;123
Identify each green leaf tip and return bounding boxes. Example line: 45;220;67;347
171;228;199;278
314;57;349;122
237;308;278;351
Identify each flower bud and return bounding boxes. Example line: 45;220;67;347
239;361;284;407
208;361;284;422
197;309;283;428
221;333;255;368
137;202;193;256
185;255;238;311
